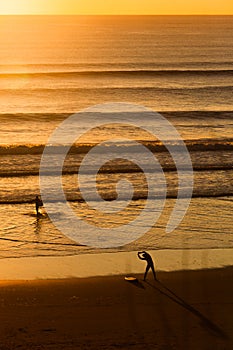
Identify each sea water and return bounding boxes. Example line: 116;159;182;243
0;16;232;258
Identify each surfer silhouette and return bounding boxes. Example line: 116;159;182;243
138;251;157;281
35;195;43;216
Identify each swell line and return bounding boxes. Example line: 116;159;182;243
0;192;232;205
0;165;233;178
0;237;85;247
1;69;233;78
0;139;232;155
0;111;232;121
3;86;233;93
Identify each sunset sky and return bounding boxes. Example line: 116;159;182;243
0;0;233;15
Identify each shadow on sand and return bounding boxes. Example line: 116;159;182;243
145;279;227;339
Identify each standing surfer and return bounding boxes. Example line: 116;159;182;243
138;251;157;281
35;195;43;216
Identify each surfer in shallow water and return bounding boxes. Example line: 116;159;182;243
35;195;43;216
138;251;157;281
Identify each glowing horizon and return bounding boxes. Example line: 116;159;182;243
0;0;233;15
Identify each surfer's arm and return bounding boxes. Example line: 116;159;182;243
138;252;146;260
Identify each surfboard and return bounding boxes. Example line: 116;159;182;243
124;276;138;282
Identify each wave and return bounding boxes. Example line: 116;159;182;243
1;164;233;178
1;61;232;70
0;111;232;121
3;86;233;93
0;192;232;205
0;139;233;156
0;113;70;122
1;69;233;79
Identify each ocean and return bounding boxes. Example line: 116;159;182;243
0;15;232;258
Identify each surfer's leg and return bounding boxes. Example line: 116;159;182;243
144;264;150;281
151;265;157;280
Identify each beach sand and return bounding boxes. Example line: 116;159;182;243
0;267;232;349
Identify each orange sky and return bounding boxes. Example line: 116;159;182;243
0;0;233;15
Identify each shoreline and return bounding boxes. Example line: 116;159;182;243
0;248;232;281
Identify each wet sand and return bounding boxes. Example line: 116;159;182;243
0;267;232;349
0;249;233;279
